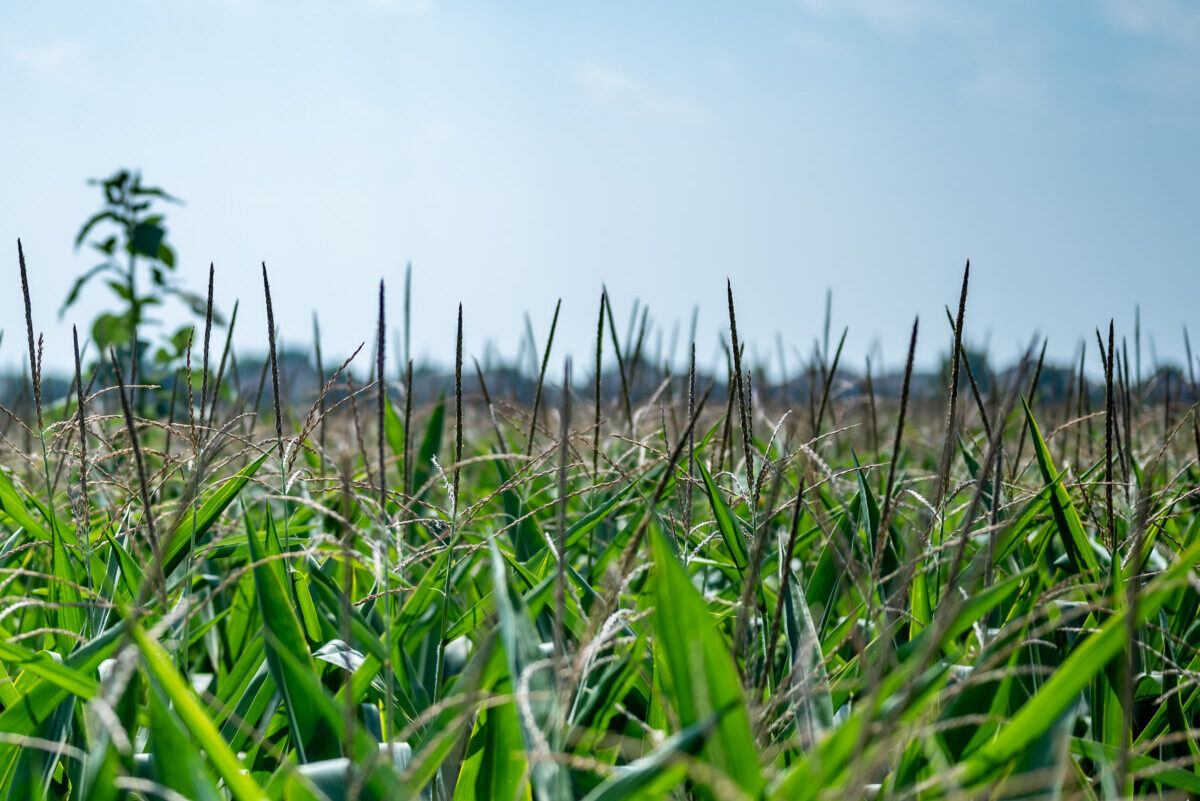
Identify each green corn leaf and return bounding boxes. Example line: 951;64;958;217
580;712;721;801
647;525;764;798
385;391;405;463
411;394;445;503
781;573;834;744
245;511;323;762
0;640;98;698
451;678;527;801
0;469;55;542
50;520;85;652
494;458;542;562
164;451;270;575
1021;397;1101;578
695;459;750;572
132;623;269;801
1073;738;1200;794
0;622;121;777
962;536;1200;786
148;681;224;801
489;540;569;801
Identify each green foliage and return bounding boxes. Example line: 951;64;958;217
64;169;219;369
4;275;1200;799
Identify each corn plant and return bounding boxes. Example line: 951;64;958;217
3;249;1200;800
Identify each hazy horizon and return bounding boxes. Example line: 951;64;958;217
3;1;1198;378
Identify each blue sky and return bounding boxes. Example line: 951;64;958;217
2;1;1199;377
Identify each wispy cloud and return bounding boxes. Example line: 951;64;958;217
575;64;703;122
358;0;432;14
784;28;845;58
1103;0;1200;45
1100;0;1200;110
7;39;87;82
795;0;965;34
221;0;432;15
957;41;1047;111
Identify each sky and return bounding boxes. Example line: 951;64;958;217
2;0;1199;380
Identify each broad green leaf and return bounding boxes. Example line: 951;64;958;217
148;681;223;801
1073;738;1200;794
132;624;269;801
695;460;749;572
451;679;528;801
494;458;542;562
164;451;270;575
0;469;54;542
50;515;85;652
1021;398;1101;578
411;394;445;503
580;713;720;801
0;640;97;699
648;526;764;798
384;391;405;483
780;573;834;744
488;540;570;801
962;536;1200;786
245;512;324;762
0;622;121;777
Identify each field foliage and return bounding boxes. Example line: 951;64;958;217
3;255;1200;800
